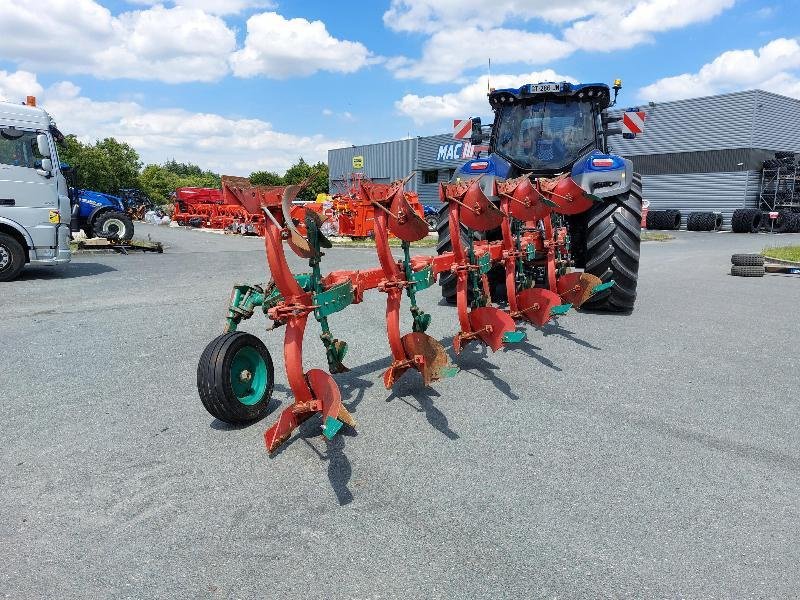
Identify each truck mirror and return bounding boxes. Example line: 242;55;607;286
37;134;51;158
38;158;53;176
470;117;483;145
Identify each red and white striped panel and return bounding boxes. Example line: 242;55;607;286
453;119;472;140
622;111;646;135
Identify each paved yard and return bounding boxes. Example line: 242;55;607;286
1;224;798;598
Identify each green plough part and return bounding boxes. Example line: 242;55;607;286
477;252;492;275
502;330;527;343
409;265;435;291
525;244;538;261
583;192;603;203
313;281;354;319
440;365;460;378
322;416;344;440
591;280;615;295
550;303;573;316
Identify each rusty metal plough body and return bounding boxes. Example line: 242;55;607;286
200;173;613;453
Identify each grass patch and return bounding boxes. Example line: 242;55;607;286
762;245;800;263
641;231;674;242
329;236;439;248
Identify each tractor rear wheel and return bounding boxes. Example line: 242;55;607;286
94;211;135;241
197;331;274;424
436;204;468;303
581;173;642;312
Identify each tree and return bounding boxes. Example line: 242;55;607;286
56;135;141;195
138;162;223;204
283;158;329;201
249;171;284;187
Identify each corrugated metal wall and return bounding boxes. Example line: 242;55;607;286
609;90;759;156
328;138;417;194
750;90;800;151
642;171;760;221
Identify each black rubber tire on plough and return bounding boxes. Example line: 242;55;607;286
197;331;274;425
730;265;765;277
731;209;762;233
582;173;643;312
731;254;765;267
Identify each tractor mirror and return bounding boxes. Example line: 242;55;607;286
470;117;483;145
38;158;53;176
37;133;51;158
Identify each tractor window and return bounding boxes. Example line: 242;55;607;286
0;129;44;169
494;99;596;172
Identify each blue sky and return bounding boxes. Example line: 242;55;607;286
0;0;798;174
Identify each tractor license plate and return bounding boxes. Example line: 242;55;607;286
527;83;563;94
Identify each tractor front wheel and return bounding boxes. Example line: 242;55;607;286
581;173;643;312
197;331;275;424
94;211;135;241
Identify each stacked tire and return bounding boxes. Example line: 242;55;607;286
645;209;682;230
771;210;800;233
686;211;723;231
730;253;765;277
731;209;762;233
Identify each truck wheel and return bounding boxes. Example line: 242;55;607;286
94;211;134;241
197;331;274;424
581;173;642;312
0;233;26;282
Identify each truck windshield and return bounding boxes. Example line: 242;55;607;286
494;99;596;171
0;129;45;169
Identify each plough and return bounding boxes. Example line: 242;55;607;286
197;172;613;453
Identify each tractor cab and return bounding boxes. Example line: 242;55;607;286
464;82;620;179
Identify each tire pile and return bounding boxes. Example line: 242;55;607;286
645;209;681;230
731;208;800;233
686;211;723;231
730;253;765;277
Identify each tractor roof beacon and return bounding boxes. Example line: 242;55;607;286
436;80;643;312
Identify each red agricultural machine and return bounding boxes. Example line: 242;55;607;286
197;80;644;455
172;175;425;239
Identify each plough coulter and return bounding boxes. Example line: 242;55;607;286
197;173;614;454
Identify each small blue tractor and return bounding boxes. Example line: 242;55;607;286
437;80;643;312
62;165;135;240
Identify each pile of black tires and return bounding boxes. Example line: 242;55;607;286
731;208;800;233
730;253;765;277
686;211;723;231
645;209;681;230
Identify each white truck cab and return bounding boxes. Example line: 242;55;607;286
0;98;71;281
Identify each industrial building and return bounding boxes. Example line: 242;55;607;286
328;89;800;221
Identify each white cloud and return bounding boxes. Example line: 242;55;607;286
395;69;577;124
0;1;236;83
384;0;736;82
0;70;43;103
564;0;736;51
2;71;347;175
127;0;274;15
392;27;573;84
639;38;800;101
383;0;604;33
231;12;373;78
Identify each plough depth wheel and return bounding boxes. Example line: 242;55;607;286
197;331;275;424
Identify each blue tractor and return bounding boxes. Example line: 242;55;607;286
62;165;135;240
437;80;642;312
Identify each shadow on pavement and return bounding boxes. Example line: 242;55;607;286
18;262;117;281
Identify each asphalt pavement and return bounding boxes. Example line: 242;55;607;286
1;224;799;599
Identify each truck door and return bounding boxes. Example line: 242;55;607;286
0;128;60;251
